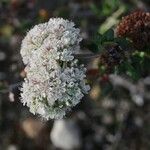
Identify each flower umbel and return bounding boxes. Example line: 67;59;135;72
116;10;150;49
20;18;90;119
99;44;125;73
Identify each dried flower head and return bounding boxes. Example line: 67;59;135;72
20;18;90;119
99;44;124;73
116;11;150;49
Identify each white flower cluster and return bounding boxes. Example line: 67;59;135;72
20;18;90;119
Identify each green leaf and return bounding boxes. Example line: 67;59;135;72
131;51;150;77
88;33;103;53
124;61;140;81
93;33;103;45
101;29;114;42
114;37;132;50
87;43;99;53
101;0;120;16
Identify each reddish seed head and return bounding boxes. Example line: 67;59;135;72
116;10;150;49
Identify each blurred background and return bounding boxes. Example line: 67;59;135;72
0;0;150;150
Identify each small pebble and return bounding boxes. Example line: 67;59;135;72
7;145;18;150
0;51;6;61
50;119;82;150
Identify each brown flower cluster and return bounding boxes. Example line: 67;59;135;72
99;44;124;73
116;11;150;49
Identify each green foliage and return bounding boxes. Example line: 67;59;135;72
101;0;120;16
114;37;132;51
90;0;121;17
88;29;114;53
117;61;140;81
101;29;114;42
89;27;150;82
88;29;132;53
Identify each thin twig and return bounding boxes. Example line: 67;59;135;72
74;53;100;59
